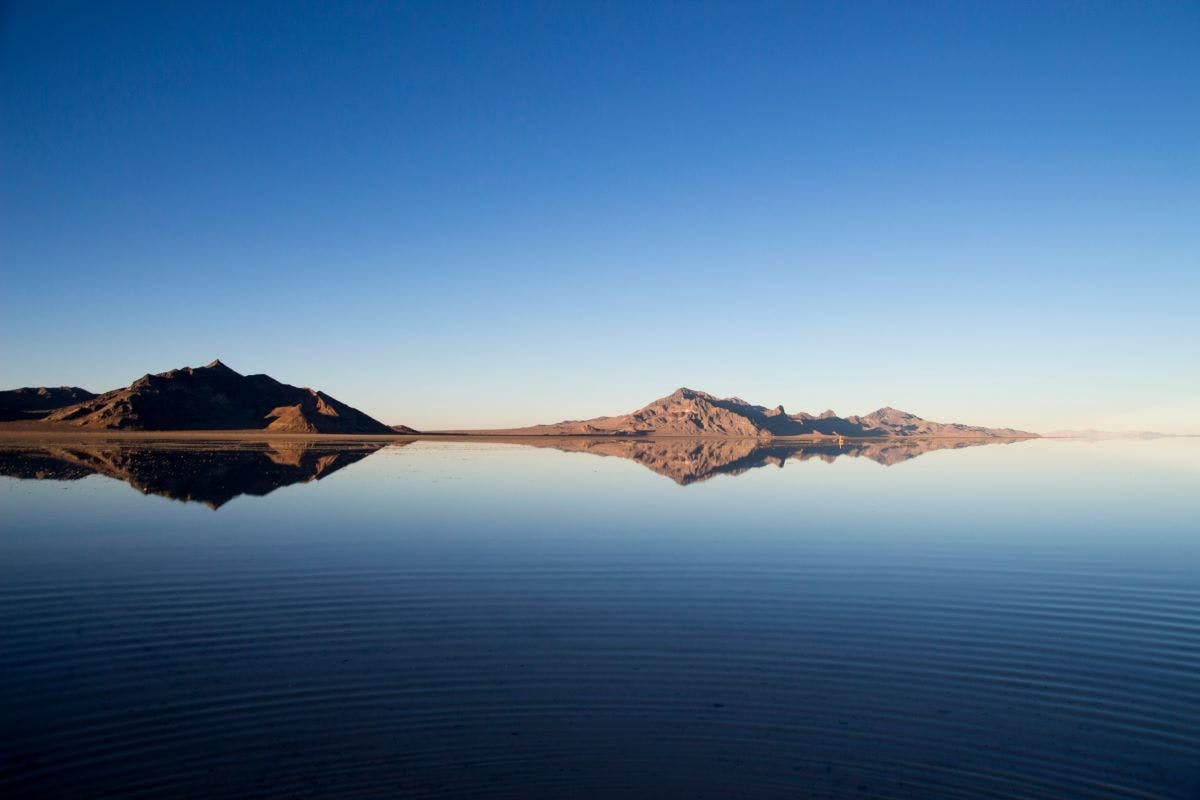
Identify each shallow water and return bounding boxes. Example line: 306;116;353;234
1;437;1197;798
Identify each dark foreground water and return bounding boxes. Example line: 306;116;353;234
1;437;1197;798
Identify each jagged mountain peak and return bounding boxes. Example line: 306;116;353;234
866;406;911;417
667;387;716;401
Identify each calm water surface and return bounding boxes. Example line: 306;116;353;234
1;437;1197;798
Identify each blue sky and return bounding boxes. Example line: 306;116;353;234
2;2;1197;431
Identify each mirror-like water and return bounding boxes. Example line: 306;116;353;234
1;437;1197;798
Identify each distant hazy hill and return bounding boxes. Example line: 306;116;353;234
42;360;397;434
472;387;1036;439
1043;430;1170;440
0;386;97;421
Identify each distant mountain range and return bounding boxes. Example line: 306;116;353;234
0;369;1040;438
470;387;1035;439
10;360;399;434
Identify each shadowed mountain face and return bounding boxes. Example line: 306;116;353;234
523;436;1024;485
478;388;1035;439
0;387;97;421
42;360;395;434
0;441;387;508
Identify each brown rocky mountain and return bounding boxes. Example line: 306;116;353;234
0;440;388;508
476;387;1035;439
526;436;1022;485
0;386;98;421
41;360;397;434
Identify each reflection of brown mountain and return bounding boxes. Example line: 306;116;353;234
41;360;397;434
523;436;1024;485
476;388;1035;439
0;441;387;508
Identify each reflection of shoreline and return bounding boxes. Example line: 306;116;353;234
510;436;1034;485
0;440;389;509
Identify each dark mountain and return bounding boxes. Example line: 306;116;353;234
42;360;397;434
475;388;1035;439
0;386;97;421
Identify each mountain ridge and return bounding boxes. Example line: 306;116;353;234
0;386;98;421
38;360;398;434
464;387;1036;439
3;374;1036;438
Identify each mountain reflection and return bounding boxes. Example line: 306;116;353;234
0;436;1029;504
521;436;1020;485
0;441;387;508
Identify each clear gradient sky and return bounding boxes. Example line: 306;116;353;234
2;2;1197;432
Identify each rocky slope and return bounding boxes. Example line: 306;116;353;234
0;386;97;421
42;360;397;434
484;388;1034;439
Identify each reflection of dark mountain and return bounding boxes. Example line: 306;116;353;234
0;450;97;481
524;436;1025;485
0;441;387;508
